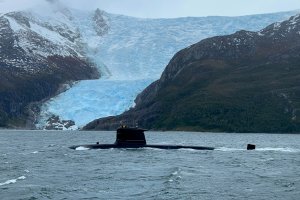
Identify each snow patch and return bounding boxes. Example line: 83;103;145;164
257;31;265;36
273;22;281;30
29;22;65;45
233;38;241;45
290;15;299;25
5;16;26;31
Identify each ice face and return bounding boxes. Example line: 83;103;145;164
38;79;152;128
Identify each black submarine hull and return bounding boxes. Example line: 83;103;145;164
69;144;214;150
70;127;214;150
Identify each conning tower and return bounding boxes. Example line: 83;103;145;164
115;126;147;145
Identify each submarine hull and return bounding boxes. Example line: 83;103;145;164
70;127;214;150
69;144;214;150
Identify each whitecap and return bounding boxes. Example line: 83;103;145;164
172;171;178;176
0;176;26;186
75;146;90;151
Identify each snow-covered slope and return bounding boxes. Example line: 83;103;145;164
4;9;82;59
0;1;104;129
36;9;300;129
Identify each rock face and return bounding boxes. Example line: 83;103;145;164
93;8;110;36
84;14;300;133
0;8;102;128
44;115;76;130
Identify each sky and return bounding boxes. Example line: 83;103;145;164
0;0;300;18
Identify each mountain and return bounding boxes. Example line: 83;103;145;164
0;4;100;128
0;0;298;129
34;7;299;129
84;13;300;133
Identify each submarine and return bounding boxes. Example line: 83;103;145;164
70;126;215;150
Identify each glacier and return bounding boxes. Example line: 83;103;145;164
35;7;299;129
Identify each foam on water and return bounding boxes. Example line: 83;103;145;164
0;176;26;186
168;168;182;182
216;147;245;151
177;148;203;152
143;147;164;151
256;147;300;152
75;146;90;151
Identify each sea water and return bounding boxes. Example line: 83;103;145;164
0;130;300;200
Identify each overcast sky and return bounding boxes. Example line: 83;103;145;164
0;0;300;18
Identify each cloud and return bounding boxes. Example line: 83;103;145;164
0;0;44;12
62;0;300;18
0;0;300;18
46;0;58;3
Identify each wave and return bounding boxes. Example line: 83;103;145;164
0;176;26;186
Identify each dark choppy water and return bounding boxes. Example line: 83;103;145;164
0;130;300;200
